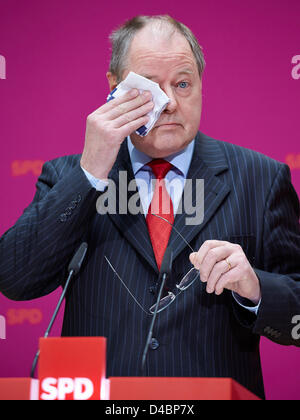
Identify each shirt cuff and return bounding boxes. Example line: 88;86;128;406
232;292;261;315
81;166;109;192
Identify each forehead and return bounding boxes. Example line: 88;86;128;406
127;25;197;76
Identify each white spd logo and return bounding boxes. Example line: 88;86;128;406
40;377;94;400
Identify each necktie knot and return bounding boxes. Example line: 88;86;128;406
147;159;173;180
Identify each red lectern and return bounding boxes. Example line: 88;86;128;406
38;337;108;400
0;337;260;400
0;378;38;400
109;377;259;400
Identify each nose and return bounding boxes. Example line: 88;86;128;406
162;87;177;113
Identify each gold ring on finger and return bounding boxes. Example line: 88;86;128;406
225;258;232;272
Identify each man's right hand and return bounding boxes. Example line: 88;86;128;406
80;89;154;180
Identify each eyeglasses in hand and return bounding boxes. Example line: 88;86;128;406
105;214;200;315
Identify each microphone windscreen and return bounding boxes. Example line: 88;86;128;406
68;242;88;275
160;247;173;276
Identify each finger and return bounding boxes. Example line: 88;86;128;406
214;266;241;296
197;243;234;283
105;90;152;120
207;252;239;294
190;240;230;269
117;114;150;139
205;259;233;294
90;89;140;116
113;100;154;128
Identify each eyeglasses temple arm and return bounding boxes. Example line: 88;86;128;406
152;214;195;253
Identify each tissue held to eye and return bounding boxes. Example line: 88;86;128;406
107;72;170;137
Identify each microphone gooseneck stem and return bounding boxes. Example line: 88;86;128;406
44;270;74;339
30;349;40;379
29;269;75;378
29;242;88;379
141;272;167;373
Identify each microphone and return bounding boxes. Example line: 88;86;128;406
68;242;88;276
30;242;88;378
141;247;173;372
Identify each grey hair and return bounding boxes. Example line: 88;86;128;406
108;15;206;83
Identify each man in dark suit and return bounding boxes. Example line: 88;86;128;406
0;15;299;399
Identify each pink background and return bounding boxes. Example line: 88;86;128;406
0;0;299;400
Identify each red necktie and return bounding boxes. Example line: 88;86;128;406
146;159;174;270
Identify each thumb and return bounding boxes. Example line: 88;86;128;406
189;252;197;264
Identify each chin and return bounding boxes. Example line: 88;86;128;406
146;138;182;158
150;130;194;157
131;126;195;158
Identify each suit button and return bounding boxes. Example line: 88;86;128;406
150;338;159;350
149;285;157;295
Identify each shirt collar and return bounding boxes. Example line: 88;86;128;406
127;136;195;178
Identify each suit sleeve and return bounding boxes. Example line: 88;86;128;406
0;157;100;301
252;163;300;346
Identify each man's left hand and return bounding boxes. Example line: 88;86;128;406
189;240;261;305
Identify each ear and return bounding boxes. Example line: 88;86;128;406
106;72;118;91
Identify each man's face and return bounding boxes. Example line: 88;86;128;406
110;25;203;158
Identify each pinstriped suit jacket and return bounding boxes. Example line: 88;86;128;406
1;131;300;399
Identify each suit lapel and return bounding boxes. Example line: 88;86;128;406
107;140;158;273
106;133;231;273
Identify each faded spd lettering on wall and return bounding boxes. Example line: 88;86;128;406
6;308;43;326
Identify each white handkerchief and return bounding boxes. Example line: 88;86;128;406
107;72;170;137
